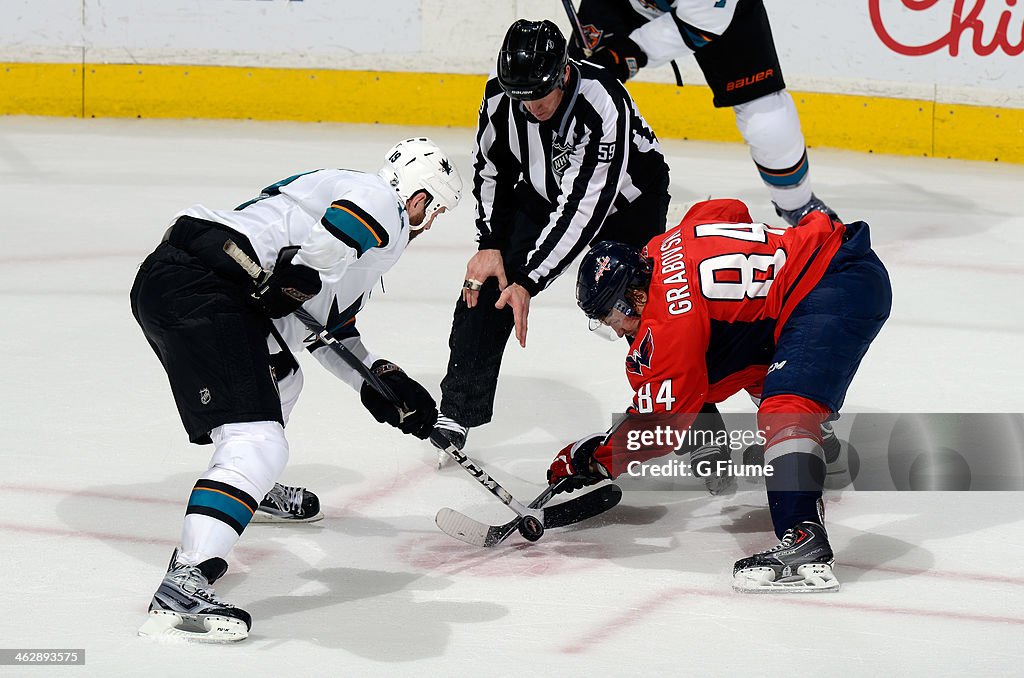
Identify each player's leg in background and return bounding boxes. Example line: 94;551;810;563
253;361;322;523
691;0;837;224
734;91;819;218
674;402;737;496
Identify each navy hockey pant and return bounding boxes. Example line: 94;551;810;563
761;220;892;535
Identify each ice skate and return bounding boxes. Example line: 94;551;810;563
432;415;468;469
690;444;737;496
733;521;839;593
774;193;839;227
139;550;251;643
252;482;323;523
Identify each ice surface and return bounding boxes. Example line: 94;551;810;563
1;117;1022;676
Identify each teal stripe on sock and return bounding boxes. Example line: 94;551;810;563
187;487;255;529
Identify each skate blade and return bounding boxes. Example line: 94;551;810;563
250;510;324;524
732;563;840;593
139;610;249;643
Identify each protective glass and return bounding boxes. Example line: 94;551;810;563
587;302;634;341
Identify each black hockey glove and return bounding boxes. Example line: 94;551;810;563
360;360;438;439
547;434;611;494
587;35;648;82
253;247;322;318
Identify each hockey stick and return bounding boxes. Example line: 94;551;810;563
222;239;545;523
436;483;622;547
561;0;594;58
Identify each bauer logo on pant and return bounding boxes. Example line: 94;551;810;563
199;388;211;405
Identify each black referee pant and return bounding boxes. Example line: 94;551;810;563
439;182;668;428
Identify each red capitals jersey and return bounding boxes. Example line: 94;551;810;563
622;198;844;420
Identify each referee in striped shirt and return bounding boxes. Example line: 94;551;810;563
432;18;670;454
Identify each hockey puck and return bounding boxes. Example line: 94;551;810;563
518;515;545;542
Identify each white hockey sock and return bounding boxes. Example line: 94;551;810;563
179;514;242;564
178;421;290;563
733;91;813;210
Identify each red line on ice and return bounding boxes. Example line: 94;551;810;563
0;521;274;560
0;483;180;505
842;560;1024;586
336;465;432;514
558;586;1024;653
0;462;431;515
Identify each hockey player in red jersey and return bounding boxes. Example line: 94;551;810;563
547;198;891;591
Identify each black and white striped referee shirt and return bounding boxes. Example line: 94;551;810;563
472;61;667;295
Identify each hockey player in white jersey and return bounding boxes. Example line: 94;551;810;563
570;0;838;225
130;137;462;642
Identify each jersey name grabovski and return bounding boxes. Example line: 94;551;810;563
473;61;664;294
627;198;844;417
177;169;409;389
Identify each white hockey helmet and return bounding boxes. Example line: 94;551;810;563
379;137;463;229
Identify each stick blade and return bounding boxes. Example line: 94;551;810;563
544;483;622;529
434;484;623;548
435;507;494;547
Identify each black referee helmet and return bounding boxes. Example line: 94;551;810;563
497;19;568;101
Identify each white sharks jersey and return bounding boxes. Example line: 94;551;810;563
629;0;741;68
176;168;410;388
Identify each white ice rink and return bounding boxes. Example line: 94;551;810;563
1;116;1023;676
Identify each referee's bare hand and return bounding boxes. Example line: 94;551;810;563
495;283;531;348
462;249;507;308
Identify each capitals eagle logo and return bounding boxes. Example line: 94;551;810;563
625;327;654;376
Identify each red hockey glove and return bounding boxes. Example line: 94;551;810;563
547;434;611;494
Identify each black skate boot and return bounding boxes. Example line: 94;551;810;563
689;444;737;496
253;483;323;523
139;550;251;642
774;194;839;227
733;521;839;592
432;415;468;469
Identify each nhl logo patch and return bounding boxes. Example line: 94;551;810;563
551;140;573;179
199;387;212;405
